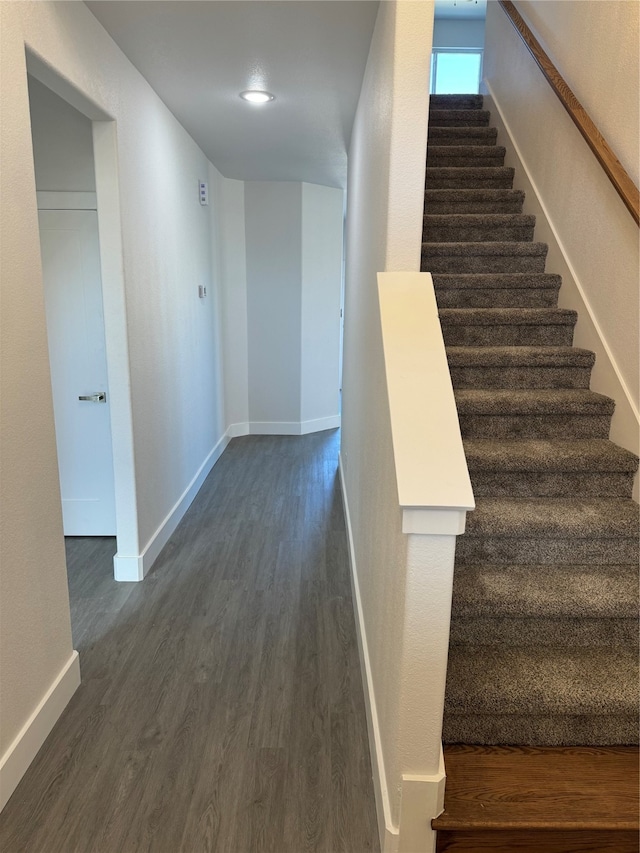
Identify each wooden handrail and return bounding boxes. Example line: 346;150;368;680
499;0;640;226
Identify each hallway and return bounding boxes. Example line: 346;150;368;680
0;431;380;852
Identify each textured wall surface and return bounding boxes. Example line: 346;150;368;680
0;0;226;755
517;0;639;186
484;0;639;415
433;18;486;49
28;77;96;192
341;0;435;832
301;183;343;426
245;181;303;425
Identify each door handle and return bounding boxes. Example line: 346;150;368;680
78;392;107;403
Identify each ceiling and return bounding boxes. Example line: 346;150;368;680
86;1;380;189
435;0;487;20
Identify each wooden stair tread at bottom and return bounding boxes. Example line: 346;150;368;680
433;745;639;831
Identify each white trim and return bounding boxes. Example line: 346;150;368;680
378;272;475;515
36;191;97;210
339;455;399;853
226;422;250;439
0;652;80;811
483;85;640;499
249;416;341;436
402;508;467;535
300;414;341;434
114;432;231;581
398;755;446;853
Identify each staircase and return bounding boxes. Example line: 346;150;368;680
422;94;639;748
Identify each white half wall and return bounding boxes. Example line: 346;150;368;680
341;1;439;848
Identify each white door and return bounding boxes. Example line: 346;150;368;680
38;209;116;535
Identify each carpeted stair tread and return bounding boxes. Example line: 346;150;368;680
444;645;639;717
426;167;514;188
434;273;561;308
451;564;639;619
424;93;639;748
425;242;549;274
463;497;638;539
462;439;638;472
425;188;525;214
439;308;576;326
430;94;484;110
454;388;615;416
429;109;490;127
425;242;548;258
424;214;536;242
427;146;507;167
433;273;560;290
428;127;498;146
447;346;593;367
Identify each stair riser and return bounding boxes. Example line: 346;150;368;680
442;326;575;347
442;714;639;747
450;366;590;389
429;110;490;126
427;200;525;215
428;131;497;147
426;170;514;189
437;288;559;308
468;470;635;497
430;95;484;110
436;828;640;853
456;537;638;565
459;415;611;440
449;616;638;647
424;224;535;242
425;254;547;273
427;153;506;168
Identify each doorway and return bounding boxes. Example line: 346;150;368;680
26;61;140;581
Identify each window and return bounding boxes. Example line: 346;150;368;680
430;50;483;95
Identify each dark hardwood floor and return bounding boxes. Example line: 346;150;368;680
0;430;380;853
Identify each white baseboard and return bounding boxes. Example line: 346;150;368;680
483;85;639;500
0;651;80;811
339;456;447;853
250;415;341;436
226;422;250;438
338;455;400;853
300;415;341;434
398;760;446;853
114;431;232;581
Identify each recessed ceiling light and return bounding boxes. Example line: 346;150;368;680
240;90;275;104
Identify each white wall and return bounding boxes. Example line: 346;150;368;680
243;180;343;434
27;75;96;192
433;18;485;49
217;175;250;433
245;181;303;427
483;1;639;470
0;0;230;805
341;2;441;848
301;183;343;427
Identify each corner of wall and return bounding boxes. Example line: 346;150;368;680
0;652;80;812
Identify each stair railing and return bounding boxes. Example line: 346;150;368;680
498;0;640;226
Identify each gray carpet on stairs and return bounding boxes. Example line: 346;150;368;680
424;93;639;747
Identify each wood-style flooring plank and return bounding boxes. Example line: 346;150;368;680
434;744;639;831
0;430;380;853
